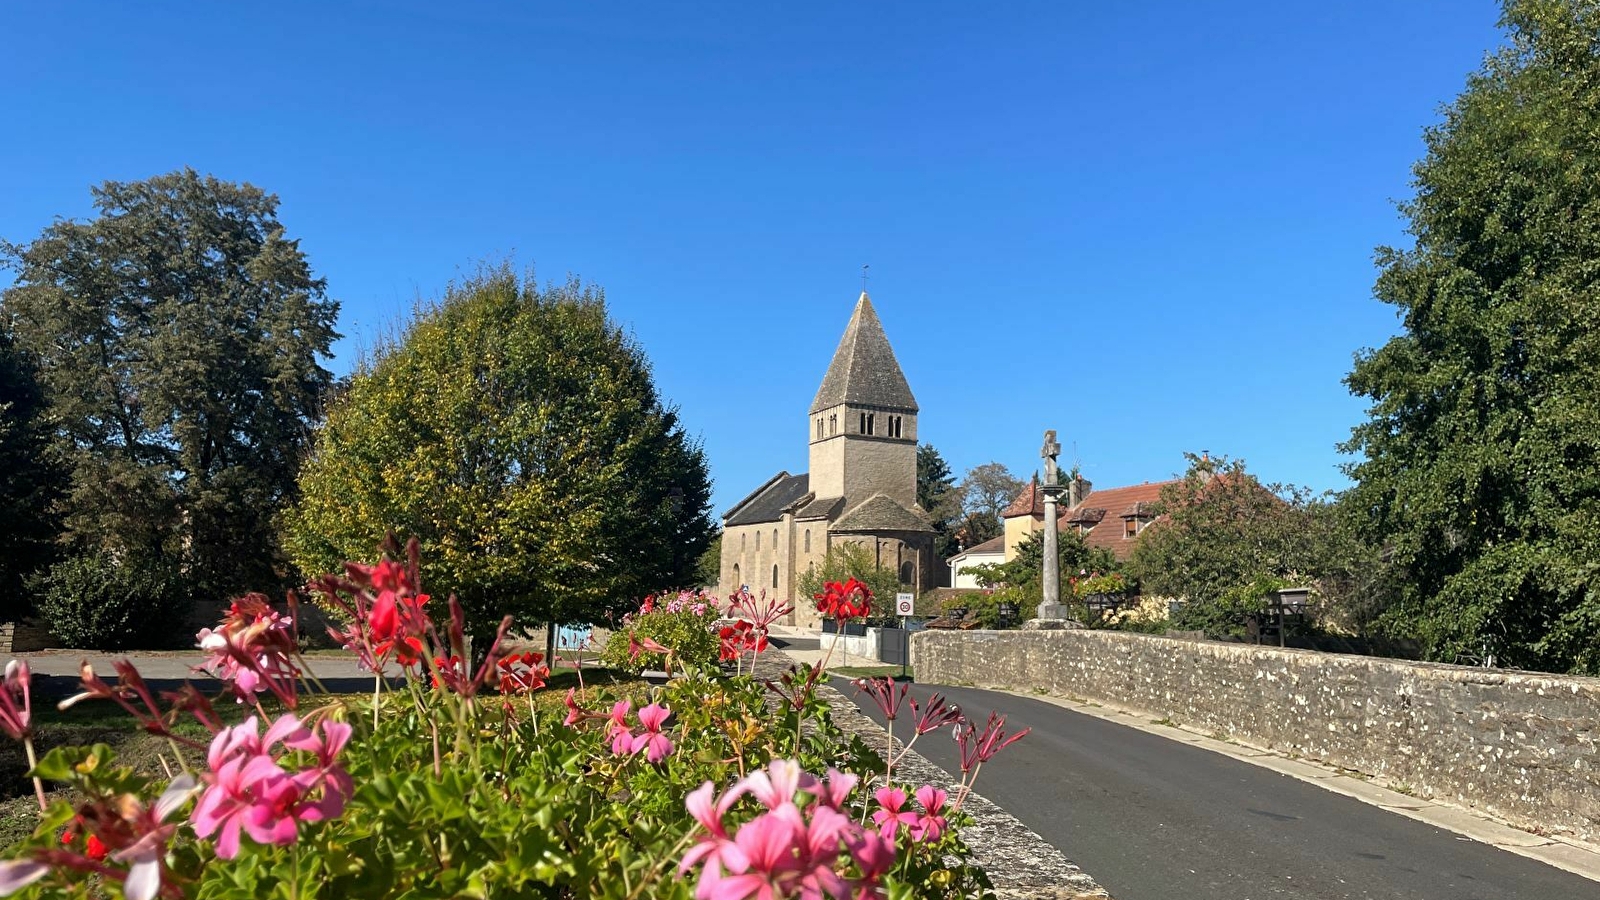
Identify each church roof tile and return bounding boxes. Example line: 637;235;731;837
723;472;811;526
809;293;917;414
830;493;934;533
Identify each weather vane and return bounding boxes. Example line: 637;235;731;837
861;264;869;292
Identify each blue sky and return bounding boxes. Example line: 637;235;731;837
2;1;1503;516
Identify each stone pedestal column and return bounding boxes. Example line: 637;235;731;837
1036;482;1069;620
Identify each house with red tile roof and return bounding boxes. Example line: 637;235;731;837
1001;473;1181;562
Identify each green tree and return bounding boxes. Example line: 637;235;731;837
1129;455;1353;635
0;327;63;616
695;532;723;589
916;443;961;560
1343;0;1600;672
1;170;339;603
282;265;715;640
955;462;1025;546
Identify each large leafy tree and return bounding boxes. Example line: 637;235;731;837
1;170;338;600
282;266;715;638
915;443;961;560
1343;0;1600;672
0;326;63;615
954;462;1025;546
1130;455;1357;631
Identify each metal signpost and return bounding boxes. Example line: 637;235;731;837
896;592;914;678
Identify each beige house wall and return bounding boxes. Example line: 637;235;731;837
1003;514;1040;561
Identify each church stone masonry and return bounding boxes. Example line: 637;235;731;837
719;293;936;628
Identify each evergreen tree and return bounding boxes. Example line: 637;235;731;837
915;443;961;559
282;265;715;638
0;326;63;616
2;170;338;601
1343;0;1600;671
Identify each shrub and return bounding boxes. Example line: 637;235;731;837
599;590;722;673
0;545;1030;899
31;554;187;650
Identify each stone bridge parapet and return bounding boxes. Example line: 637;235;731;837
912;629;1600;842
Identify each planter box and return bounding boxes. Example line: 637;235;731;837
820;628;882;662
821;618;838;635
841;621;867;636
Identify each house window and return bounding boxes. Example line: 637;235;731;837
772;565;779;589
1124;519;1137;538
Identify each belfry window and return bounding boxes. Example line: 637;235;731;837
859;412;866;433
816;417;823;439
829;414;837;435
866;413;875;435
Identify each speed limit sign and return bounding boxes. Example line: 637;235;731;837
895;593;915;616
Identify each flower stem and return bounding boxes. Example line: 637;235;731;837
22;737;45;811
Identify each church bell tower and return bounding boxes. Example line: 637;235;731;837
807;293;919;510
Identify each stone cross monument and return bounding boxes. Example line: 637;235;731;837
1036;429;1070;621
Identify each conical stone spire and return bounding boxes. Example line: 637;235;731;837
809;293;918;414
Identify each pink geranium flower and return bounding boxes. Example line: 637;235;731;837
629;703;674;763
681;760;884;900
910;785;948;843
0;661;34;742
870;787;919;839
190;714;352;859
607;701;634;756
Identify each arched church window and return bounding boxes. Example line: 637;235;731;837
804;530;810;553
899;561;914;585
741;533;746;551
773;528;778;548
772;565;779;589
733;564;741;587
756;532;761;550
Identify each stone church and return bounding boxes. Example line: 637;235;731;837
719;293;936;627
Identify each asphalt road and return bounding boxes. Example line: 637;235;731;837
837;680;1597;900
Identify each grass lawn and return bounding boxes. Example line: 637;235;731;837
0;664;646;851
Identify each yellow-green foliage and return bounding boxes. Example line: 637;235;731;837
281;265;714;634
